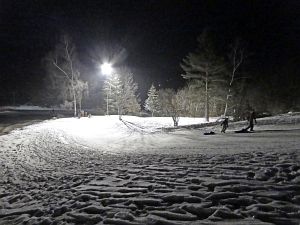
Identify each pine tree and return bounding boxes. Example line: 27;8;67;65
103;74;123;115
120;71;141;115
144;84;159;116
181;30;224;121
103;69;141;118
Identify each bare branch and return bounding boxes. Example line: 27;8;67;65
52;59;71;80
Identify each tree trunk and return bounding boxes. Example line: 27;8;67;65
72;84;77;117
205;72;209;122
224;100;228;117
223;88;231;117
118;105;122;120
172;116;179;127
78;98;82;112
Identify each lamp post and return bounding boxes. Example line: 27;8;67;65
106;84;110;115
101;63;113;115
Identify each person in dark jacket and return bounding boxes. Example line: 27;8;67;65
221;117;229;133
245;110;257;131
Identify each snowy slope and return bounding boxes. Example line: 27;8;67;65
0;114;299;225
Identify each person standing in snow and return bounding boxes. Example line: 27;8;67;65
245;110;257;131
220;117;229;133
50;109;57;118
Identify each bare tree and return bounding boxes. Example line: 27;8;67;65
43;63;69;107
223;39;246;117
50;35;80;116
158;88;185;127
182;80;206;117
74;79;89;112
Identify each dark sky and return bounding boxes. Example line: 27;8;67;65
0;0;299;104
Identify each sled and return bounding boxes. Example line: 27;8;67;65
204;131;216;135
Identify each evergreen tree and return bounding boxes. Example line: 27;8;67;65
181;30;224;121
144;84;159;116
103;69;141;118
120;70;141;115
103;73;123;116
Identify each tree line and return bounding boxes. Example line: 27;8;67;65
145;30;299;124
42;31;299;123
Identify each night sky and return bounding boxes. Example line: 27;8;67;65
1;0;299;104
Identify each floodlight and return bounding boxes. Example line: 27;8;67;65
101;63;113;76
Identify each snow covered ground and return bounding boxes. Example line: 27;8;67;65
0;114;299;225
0;105;52;111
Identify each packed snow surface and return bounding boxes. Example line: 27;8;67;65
0;114;299;225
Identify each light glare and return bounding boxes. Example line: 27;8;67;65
101;63;113;76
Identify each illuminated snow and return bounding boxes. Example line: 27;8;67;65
0;114;299;224
18;115;217;152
